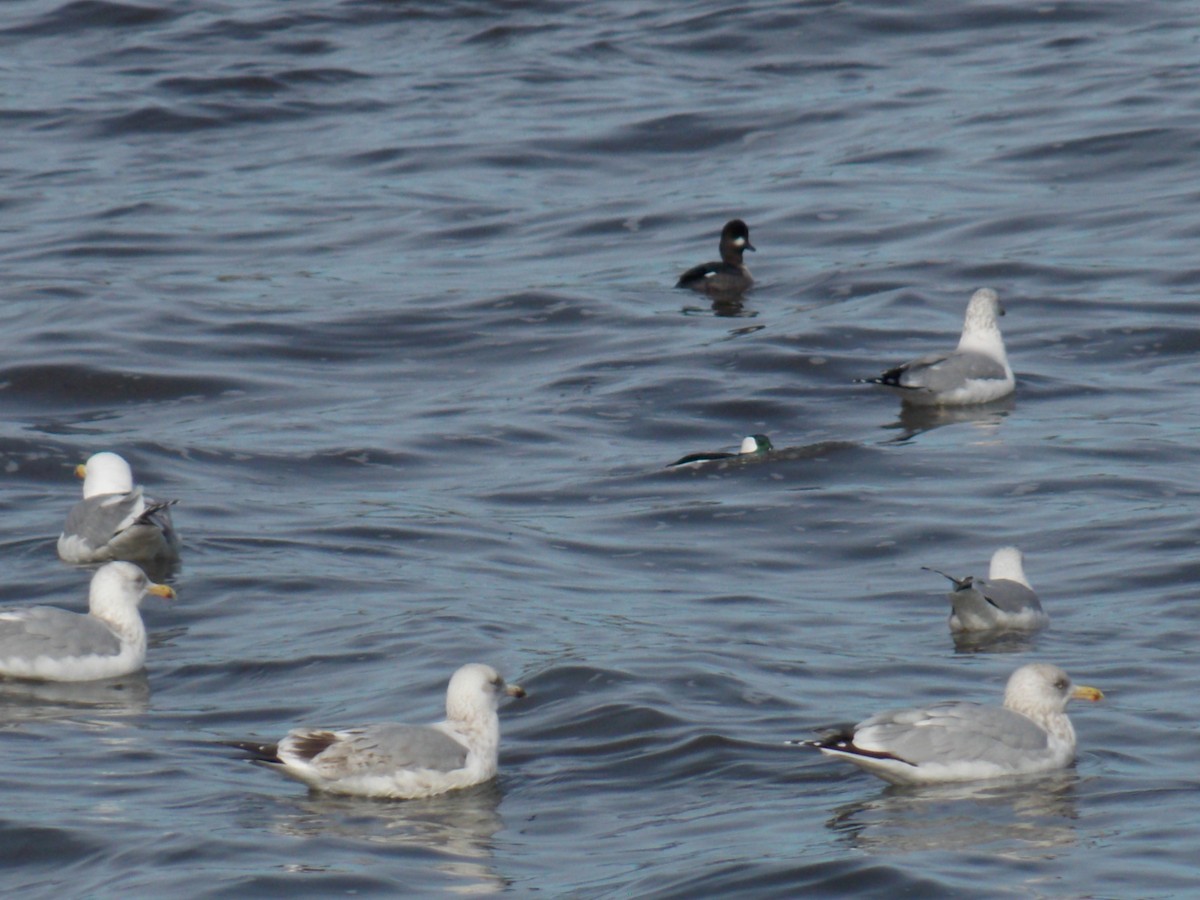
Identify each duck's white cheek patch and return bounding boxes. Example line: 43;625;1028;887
733;238;745;248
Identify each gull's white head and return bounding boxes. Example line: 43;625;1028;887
1003;663;1103;721
989;546;1029;587
445;663;525;722
962;288;1003;332
78;451;135;498
955;288;1009;362
88;561;175;613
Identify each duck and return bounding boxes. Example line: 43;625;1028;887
667;434;773;468
676;219;755;295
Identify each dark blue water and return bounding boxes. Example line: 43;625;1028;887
2;0;1199;895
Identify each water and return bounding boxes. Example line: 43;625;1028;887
1;0;1199;895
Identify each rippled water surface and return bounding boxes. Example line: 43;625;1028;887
2;0;1200;896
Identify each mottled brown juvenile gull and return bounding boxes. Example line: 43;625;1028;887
57;451;180;565
792;663;1103;785
925;546;1048;633
231;663;526;799
0;561;175;682
864;288;1014;406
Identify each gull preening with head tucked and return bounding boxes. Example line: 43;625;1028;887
230;663;526;799
865;288;1014;406
0;561;175;682
792;663;1102;785
925;546;1048;633
57;451;180;566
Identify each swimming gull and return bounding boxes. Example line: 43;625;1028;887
925;546;1048;633
57;451;180;565
667;433;773;468
864;288;1014;406
0;561;175;682
676;219;755;296
792;663;1102;785
230;663;526;799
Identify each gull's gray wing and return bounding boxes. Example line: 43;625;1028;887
886;350;1009;394
61;490;144;550
949;583;1003;629
978;578;1042;615
0;607;121;661
284;723;470;777
855;701;1052;765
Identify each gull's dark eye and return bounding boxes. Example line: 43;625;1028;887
1054;679;1068;691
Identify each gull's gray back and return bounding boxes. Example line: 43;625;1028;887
62;492;142;549
306;723;469;776
901;350;1009;392
980;578;1043;615
0;607;121;660
858;702;1051;763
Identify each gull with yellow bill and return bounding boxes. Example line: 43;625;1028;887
792;663;1103;785
0;561;175;682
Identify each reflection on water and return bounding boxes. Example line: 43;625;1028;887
680;299;760;320
826;771;1081;856
257;783;508;895
881;398;1015;444
709;297;751;318
767;440;861;464
0;671;150;725
951;628;1042;655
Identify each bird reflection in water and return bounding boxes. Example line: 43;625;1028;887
254;781;509;895
825;771;1082;856
881;397;1015;445
0;670;151;724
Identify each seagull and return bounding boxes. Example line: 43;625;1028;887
57;451;180;565
676;219;755;296
229;663;526;799
791;663;1103;785
925;546;1048;633
0;561;175;682
667;434;773;468
864;288;1014;406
